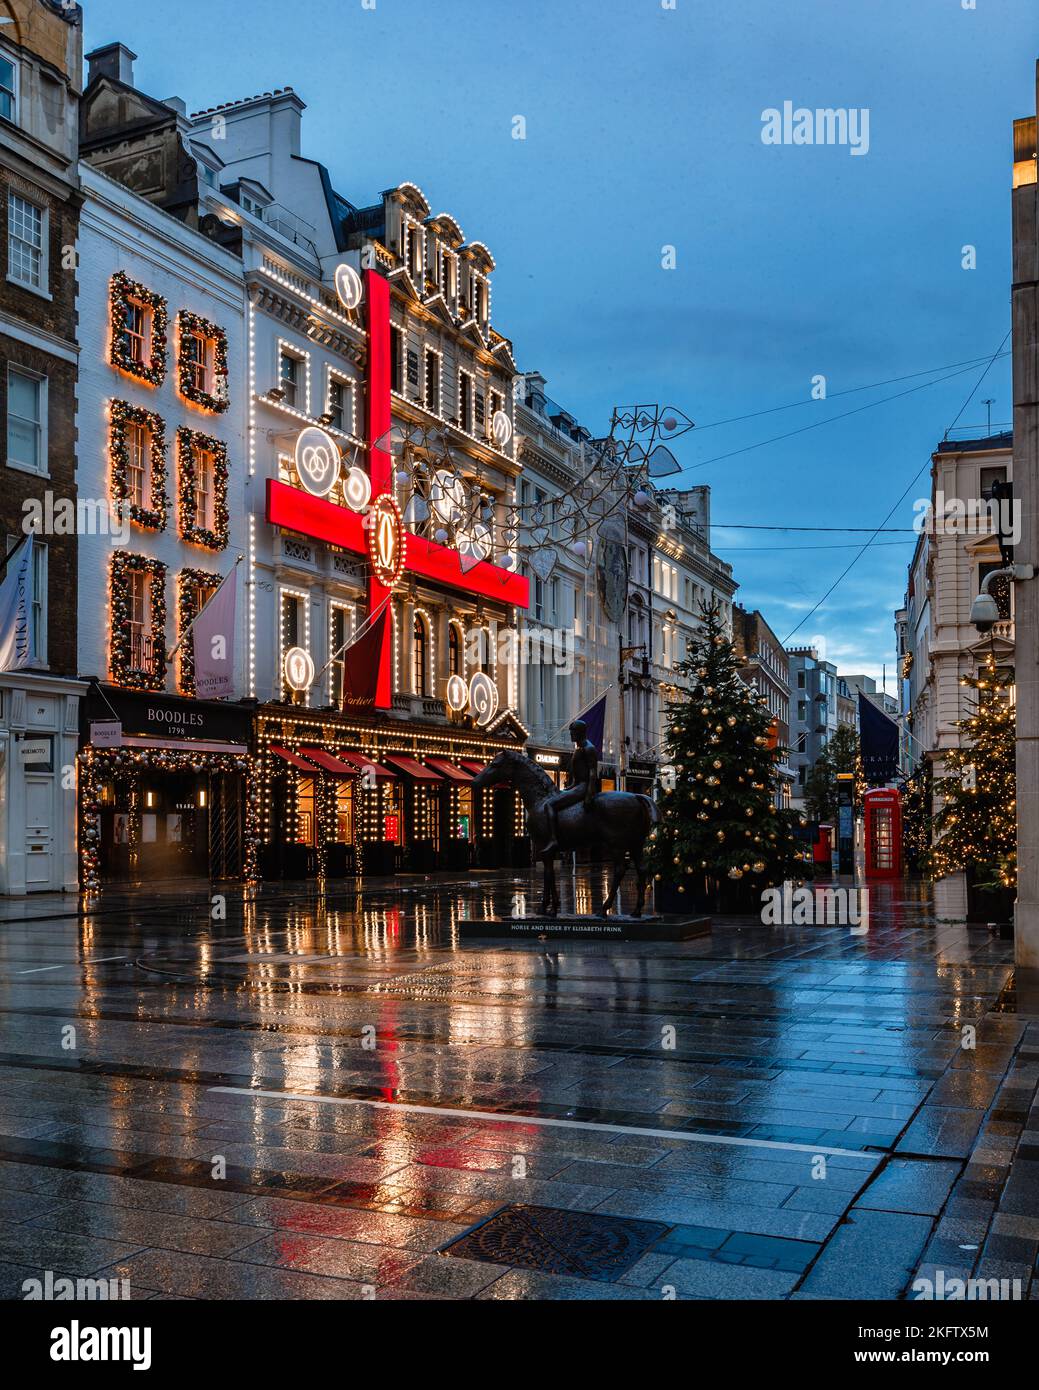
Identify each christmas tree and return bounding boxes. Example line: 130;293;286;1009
926;656;1016;890
803;725;863;823
900;762;932;873
648;600;802;905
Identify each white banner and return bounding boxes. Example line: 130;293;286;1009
0;532;34;672
193;566;237;699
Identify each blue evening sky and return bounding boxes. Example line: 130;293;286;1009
81;0;1039;687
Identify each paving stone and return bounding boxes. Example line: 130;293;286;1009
854;1159;960;1216
797;1209;933;1299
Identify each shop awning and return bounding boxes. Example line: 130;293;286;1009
335;750;398;780
459;758;508;787
424;757;474;782
271;745;318;773
383;755;444;782
300;747;359;778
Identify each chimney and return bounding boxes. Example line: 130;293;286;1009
85;43;137;88
163;96;188;117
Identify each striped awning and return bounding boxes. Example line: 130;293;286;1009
300;747;358;778
270;745;318;773
383;755;443;782
334;750;398;780
424;757;474;783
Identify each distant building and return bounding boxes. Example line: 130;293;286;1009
786;646;839;812
733;605;793;807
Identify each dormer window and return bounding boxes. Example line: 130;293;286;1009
440;250;455;302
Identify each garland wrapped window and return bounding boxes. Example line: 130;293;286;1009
110;552;167;691
176;310;230;413
177;567;220;695
176;427;229;550
109;272;168;386
109;400;168;531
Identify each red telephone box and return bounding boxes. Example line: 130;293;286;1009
812;824;833;865
864;788;902;879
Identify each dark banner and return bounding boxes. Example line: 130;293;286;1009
859;692;899;784
342;609;388;710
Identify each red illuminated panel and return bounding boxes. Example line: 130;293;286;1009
266;480;529;608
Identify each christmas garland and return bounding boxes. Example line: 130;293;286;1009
176;310;230;413
78;746;260;894
109;272;168;385
109;552;167;691
176;567;220;695
176;427;229;550
109;400;168;531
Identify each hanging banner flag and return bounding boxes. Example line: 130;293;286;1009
858;692;899;785
193;567;237;699
342;608;389;710
577;692;608;757
0;532;34;672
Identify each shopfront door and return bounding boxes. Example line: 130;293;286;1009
24;773;56;891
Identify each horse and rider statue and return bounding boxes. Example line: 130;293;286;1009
473;719;660;918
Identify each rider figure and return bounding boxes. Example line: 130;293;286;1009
542;719;600;856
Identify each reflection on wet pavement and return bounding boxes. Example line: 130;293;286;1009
0;871;1021;1300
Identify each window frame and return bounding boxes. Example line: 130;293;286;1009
0;51;18;124
7;188;49;297
5;365;47;477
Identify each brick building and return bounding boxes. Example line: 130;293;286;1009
0;0;86;893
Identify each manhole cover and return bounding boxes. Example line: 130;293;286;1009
441;1204;669;1282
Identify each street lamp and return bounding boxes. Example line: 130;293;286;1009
969;563;1034;634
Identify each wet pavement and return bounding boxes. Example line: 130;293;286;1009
0;869;1030;1301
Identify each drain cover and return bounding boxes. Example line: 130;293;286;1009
442;1204;669;1282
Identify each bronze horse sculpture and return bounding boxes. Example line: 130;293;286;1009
473;750;660;917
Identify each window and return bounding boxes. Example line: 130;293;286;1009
797;700;806;722
193;444;214;532
797;670;805;688
279;351;300;408
458;371;473;432
127;419;150;509
979;561;1012;620
5;534;45;663
8;191;44;290
330;605;349;706
0;55;16;122
474;389;485;431
110;274;167;384
6;367;44;473
440;250;455;300
186;332;212;394
127;569;150;669
327;377;350;433
124;301;152;367
448;623;461;676
390;326;403;393
413;614;428;695
424;349;439;413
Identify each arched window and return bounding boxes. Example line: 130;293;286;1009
448;623;461;676
413;614;428;695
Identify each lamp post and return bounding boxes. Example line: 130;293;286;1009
617;643;647;792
